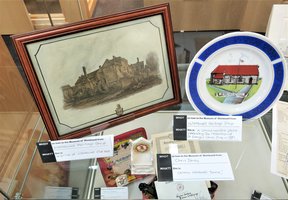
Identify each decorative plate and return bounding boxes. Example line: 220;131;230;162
185;32;287;120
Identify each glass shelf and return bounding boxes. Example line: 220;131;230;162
3;110;287;199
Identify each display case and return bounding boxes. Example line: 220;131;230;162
1;107;288;199
1;1;288;199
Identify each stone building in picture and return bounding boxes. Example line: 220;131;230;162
62;55;160;106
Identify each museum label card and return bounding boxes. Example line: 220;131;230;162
157;153;234;181
154;181;211;200
173;115;242;141
94;187;128;199
44;186;79;199
37;135;113;162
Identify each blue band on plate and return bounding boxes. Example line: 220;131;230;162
188;35;285;119
199;36;280;62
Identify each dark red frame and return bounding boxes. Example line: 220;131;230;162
12;3;181;140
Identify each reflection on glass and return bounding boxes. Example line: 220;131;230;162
24;0;62;14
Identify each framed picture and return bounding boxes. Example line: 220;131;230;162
12;3;181;140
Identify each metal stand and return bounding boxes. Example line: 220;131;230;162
14;192;22;200
0;188;11;200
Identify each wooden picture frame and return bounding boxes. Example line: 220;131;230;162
12;3;181;140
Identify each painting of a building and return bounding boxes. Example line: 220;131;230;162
210;65;259;85
62;55;161;108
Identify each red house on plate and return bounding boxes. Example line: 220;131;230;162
210;65;259;85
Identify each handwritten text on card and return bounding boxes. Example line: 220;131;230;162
187;116;242;141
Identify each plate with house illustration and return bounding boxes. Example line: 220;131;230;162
185;32;287;120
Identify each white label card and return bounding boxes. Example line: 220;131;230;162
172;153;234;181
95;187;128;199
51;135;113;162
44;186;78;199
174;115;242;141
157;153;234;181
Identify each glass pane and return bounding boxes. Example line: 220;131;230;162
18;131;91;199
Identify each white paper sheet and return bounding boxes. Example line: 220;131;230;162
151;131;198;154
266;5;288;91
271;101;288;178
155;181;211;200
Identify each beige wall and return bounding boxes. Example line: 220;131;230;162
59;0;97;22
144;0;285;32
1;0;282;34
240;0;284;32
59;0;84;22
0;0;33;34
